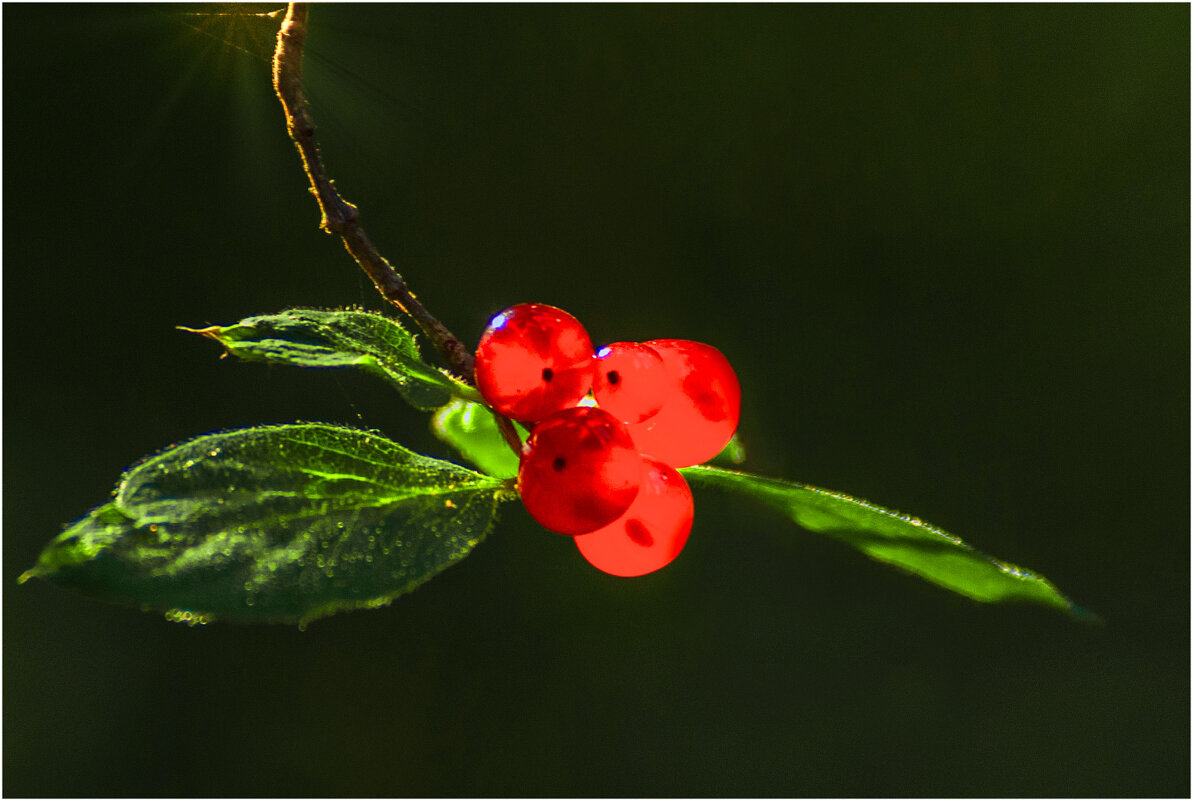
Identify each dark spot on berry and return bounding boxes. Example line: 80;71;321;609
541;367;554;382
683;373;728;421
625;519;653;547
552;455;567;472
607;370;621;386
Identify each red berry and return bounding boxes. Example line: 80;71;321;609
592;341;669;424
475;303;595;423
625;339;740;468
574;458;693;577
518;406;644;536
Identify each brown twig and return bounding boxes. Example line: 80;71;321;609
271;3;475;384
495;415;525;456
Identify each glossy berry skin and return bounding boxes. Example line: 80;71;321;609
592;341;669;424
475;303;595;423
518;406;644;536
574;458;693;577
625;339;741;468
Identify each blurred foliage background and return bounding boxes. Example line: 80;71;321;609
4;4;1188;796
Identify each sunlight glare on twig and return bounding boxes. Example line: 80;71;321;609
104;5;292;218
174;4;286;64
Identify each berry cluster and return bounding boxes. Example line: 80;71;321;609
474;303;740;577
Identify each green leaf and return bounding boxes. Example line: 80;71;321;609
681;466;1093;619
183;308;477;410
711;434;747;466
431;399;522;479
21;423;511;626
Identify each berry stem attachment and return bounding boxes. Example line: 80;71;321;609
272;3;475;384
494;413;524;457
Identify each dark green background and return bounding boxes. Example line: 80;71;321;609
5;4;1188;796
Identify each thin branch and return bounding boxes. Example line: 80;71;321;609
495;414;525;457
271;3;475;383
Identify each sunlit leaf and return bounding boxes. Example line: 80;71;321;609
183;308;473;409
22;423;511;626
431;399;522;479
682;466;1092;619
711;434;746;465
